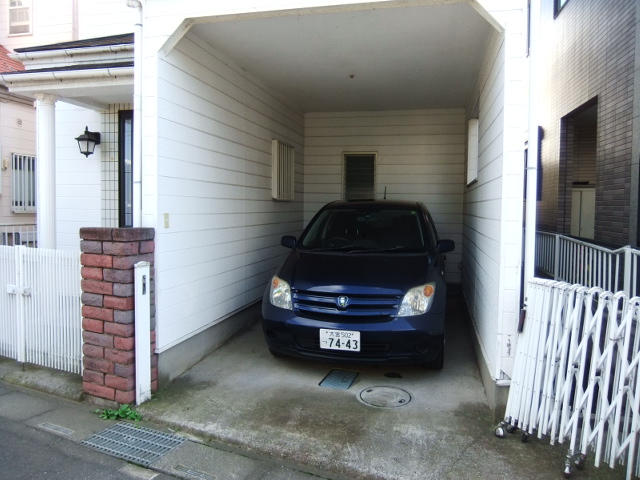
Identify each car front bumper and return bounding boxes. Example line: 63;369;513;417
261;299;445;365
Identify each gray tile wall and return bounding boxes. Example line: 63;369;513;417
537;0;637;246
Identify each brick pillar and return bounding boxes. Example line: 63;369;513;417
80;227;157;405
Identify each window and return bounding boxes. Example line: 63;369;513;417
11;153;36;213
344;153;375;200
554;0;570;16
467;119;479;185
272;139;295;201
9;0;31;35
119;111;133;227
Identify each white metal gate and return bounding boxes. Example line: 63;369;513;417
497;278;640;478
0;246;82;374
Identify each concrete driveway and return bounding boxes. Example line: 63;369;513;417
137;291;625;480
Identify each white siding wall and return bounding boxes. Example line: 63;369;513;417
0;98;36;224
0;0;74;51
463;32;504;382
153;31;304;352
304;110;464;283
77;0;136;39
55;102;102;250
463;4;526;384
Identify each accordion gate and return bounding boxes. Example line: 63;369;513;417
498;278;640;479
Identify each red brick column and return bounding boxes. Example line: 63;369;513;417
80;227;157;405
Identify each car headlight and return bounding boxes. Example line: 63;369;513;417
269;276;293;310
396;283;436;317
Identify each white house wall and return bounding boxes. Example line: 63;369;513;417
77;0;136;39
462;2;525;391
0;0;75;51
153;31;304;352
304;110;464;283
0;99;36;224
462;31;505;383
55;102;102;250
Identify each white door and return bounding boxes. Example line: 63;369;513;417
570;188;595;239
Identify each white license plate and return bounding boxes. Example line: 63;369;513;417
319;329;361;352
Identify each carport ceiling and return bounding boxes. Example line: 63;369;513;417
190;2;496;112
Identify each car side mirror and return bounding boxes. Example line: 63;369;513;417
437;239;455;254
281;235;297;248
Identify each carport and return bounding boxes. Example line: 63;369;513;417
149;0;522;414
0;0;526;414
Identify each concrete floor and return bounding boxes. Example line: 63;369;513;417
136;293;627;480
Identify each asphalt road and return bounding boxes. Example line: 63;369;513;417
0;415;178;480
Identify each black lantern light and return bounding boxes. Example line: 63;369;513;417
75;126;101;157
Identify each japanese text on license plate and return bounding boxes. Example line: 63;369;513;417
320;329;360;352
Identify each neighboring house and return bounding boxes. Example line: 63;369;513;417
0;44;36;245
534;0;640;248
0;0;529;414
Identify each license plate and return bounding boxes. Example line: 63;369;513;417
319;329;360;352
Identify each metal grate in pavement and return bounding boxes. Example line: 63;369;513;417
319;369;359;390
81;422;186;467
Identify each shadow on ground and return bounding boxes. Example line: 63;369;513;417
137;290;626;480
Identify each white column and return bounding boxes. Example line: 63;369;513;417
35;93;58;249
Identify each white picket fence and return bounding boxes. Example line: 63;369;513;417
498;278;640;478
0;246;82;374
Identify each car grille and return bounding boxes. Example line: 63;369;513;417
294;336;391;355
293;290;400;321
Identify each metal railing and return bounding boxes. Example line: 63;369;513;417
535;231;640;297
498;280;640;478
0;223;37;247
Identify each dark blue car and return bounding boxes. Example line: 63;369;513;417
261;200;455;369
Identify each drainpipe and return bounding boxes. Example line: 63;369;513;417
524;1;541;300
127;0;143;228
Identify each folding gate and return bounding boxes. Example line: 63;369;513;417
498;278;640;478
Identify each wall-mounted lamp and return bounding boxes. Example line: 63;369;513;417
75;126;101;157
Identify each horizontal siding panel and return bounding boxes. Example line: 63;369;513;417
305;134;466;148
307;123;466;137
304;109;464;283
155;33;305;351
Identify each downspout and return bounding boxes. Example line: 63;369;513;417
127;0;143;228
524;1;541;301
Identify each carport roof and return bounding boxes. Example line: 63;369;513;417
184;2;498;112
0;2;498;113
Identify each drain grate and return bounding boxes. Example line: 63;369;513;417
319;369;359;390
81;422;186;467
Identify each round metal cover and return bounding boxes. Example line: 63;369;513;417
358;386;412;408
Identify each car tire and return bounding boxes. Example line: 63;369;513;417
425;338;444;370
269;348;286;359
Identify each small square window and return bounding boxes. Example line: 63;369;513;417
344;153;375;200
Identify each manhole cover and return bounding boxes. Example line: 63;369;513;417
359;386;412;408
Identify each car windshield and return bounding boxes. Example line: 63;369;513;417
299;208;426;252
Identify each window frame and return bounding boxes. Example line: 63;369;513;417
554;0;570;17
118;110;134;227
8;0;32;36
343;152;376;201
11;153;36;213
272;139;295;201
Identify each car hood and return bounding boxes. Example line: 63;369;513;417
279;250;433;295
